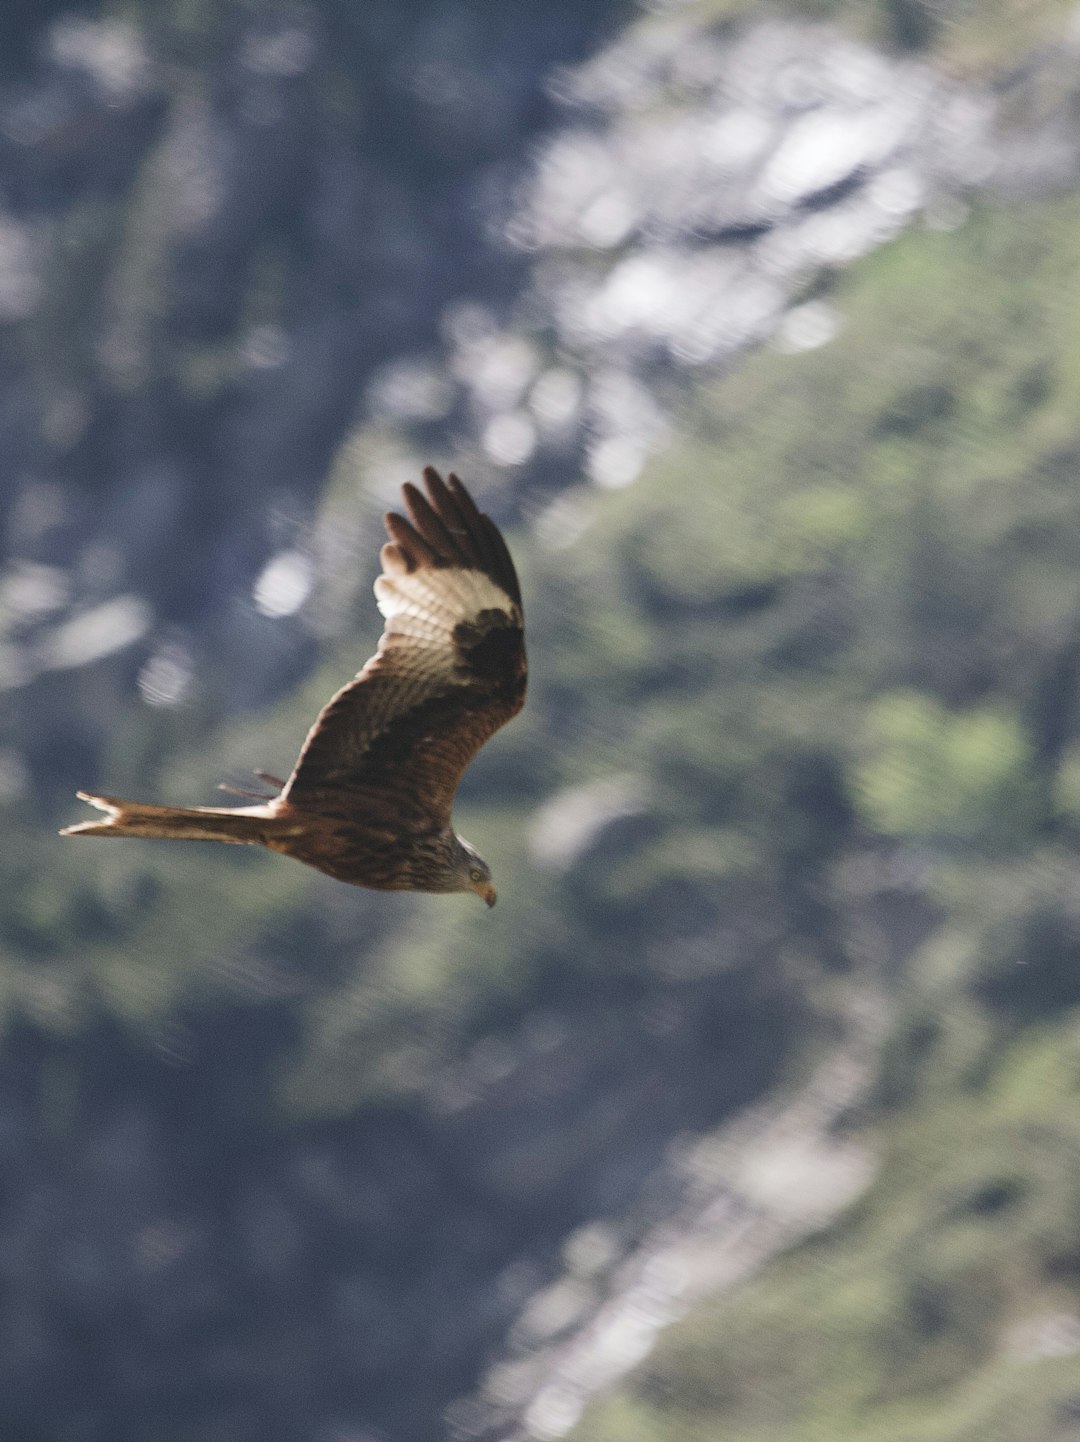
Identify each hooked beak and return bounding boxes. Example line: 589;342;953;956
482;884;497;909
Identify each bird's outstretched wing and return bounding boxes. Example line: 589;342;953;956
279;467;526;828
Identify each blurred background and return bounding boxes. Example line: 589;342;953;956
3;0;1080;1439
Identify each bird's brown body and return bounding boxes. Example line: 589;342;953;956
62;469;526;906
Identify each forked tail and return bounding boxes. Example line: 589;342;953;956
60;791;273;846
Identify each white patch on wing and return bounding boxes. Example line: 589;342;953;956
374;567;512;630
372;567;517;687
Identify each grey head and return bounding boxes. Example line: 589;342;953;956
452;833;497;907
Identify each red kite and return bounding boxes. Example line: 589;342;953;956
62;468;526;906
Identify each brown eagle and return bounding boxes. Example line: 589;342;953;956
61;468;526;907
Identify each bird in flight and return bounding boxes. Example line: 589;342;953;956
61;468;526;907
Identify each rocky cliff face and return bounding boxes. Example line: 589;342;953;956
0;0;629;789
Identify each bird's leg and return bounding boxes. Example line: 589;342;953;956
217;769;287;799
254;771;287;790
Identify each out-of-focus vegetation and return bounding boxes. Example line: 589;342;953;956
2;0;1080;1437
17;175;1080;1442
565;190;1080;1440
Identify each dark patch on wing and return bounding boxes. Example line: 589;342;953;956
455;611;526;694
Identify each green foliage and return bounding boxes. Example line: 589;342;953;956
853;692;1034;841
559;188;1080;1442
576;1024;1080;1442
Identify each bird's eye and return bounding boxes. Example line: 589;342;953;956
469;868;483;883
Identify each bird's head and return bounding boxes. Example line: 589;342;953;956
454;835;497;908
